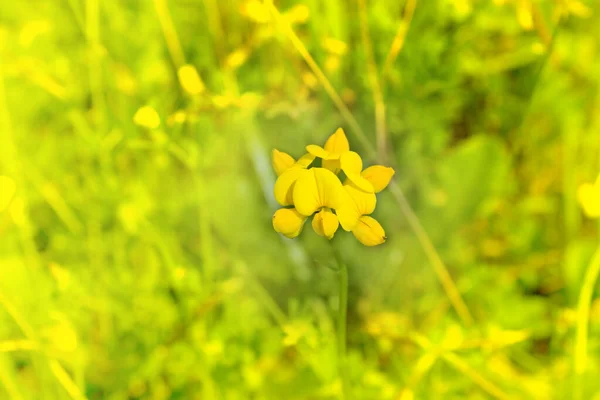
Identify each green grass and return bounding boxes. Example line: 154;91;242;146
1;0;600;399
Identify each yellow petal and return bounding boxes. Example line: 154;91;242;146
340;151;374;193
272;149;296;176
293;168;344;216
352;216;386;246
274;167;307;206
361;165;395;193
273;208;307;238
324;127;349;154
578;183;600;218
345;183;376;216
311;208;339;239
334;190;361;231
295;153;316;168
340;151;362;174
306;145;339;160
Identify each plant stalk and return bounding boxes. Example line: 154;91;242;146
574;245;600;399
336;258;351;399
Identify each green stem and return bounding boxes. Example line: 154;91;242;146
574;245;600;399
336;260;350;399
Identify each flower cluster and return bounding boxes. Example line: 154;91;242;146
271;128;395;246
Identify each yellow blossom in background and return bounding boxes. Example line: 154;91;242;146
322;37;348;56
212;95;234;109
283;4;310;25
114;64;137;95
133;106;161;129
241;0;271;24
226;48;249;70
516;0;534;30
167;110;187;125
556;0;592;18
272;128;394;246
177;64;205;95
302;72;319;89
324;55;341;74
577;176;600;218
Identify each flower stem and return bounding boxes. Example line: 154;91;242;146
336;259;351;399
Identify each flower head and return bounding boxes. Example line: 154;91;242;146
271;128;395;246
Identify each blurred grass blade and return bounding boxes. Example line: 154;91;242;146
0;340;38;353
0;356;24;400
442;352;510;400
49;359;87;400
389;183;474;325
574;246;600;397
39;182;83;234
154;0;186;68
0;292;36;340
263;0;374;156
382;0;417;78
396;352;437;399
357;0;388;159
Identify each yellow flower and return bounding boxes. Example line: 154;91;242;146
578;177;600;218
271;128;395;245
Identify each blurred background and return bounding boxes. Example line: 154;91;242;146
1;0;600;399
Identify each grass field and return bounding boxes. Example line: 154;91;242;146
1;0;600;399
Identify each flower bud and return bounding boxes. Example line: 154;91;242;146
312;208;339;239
273;208;307;238
352;216;386;246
